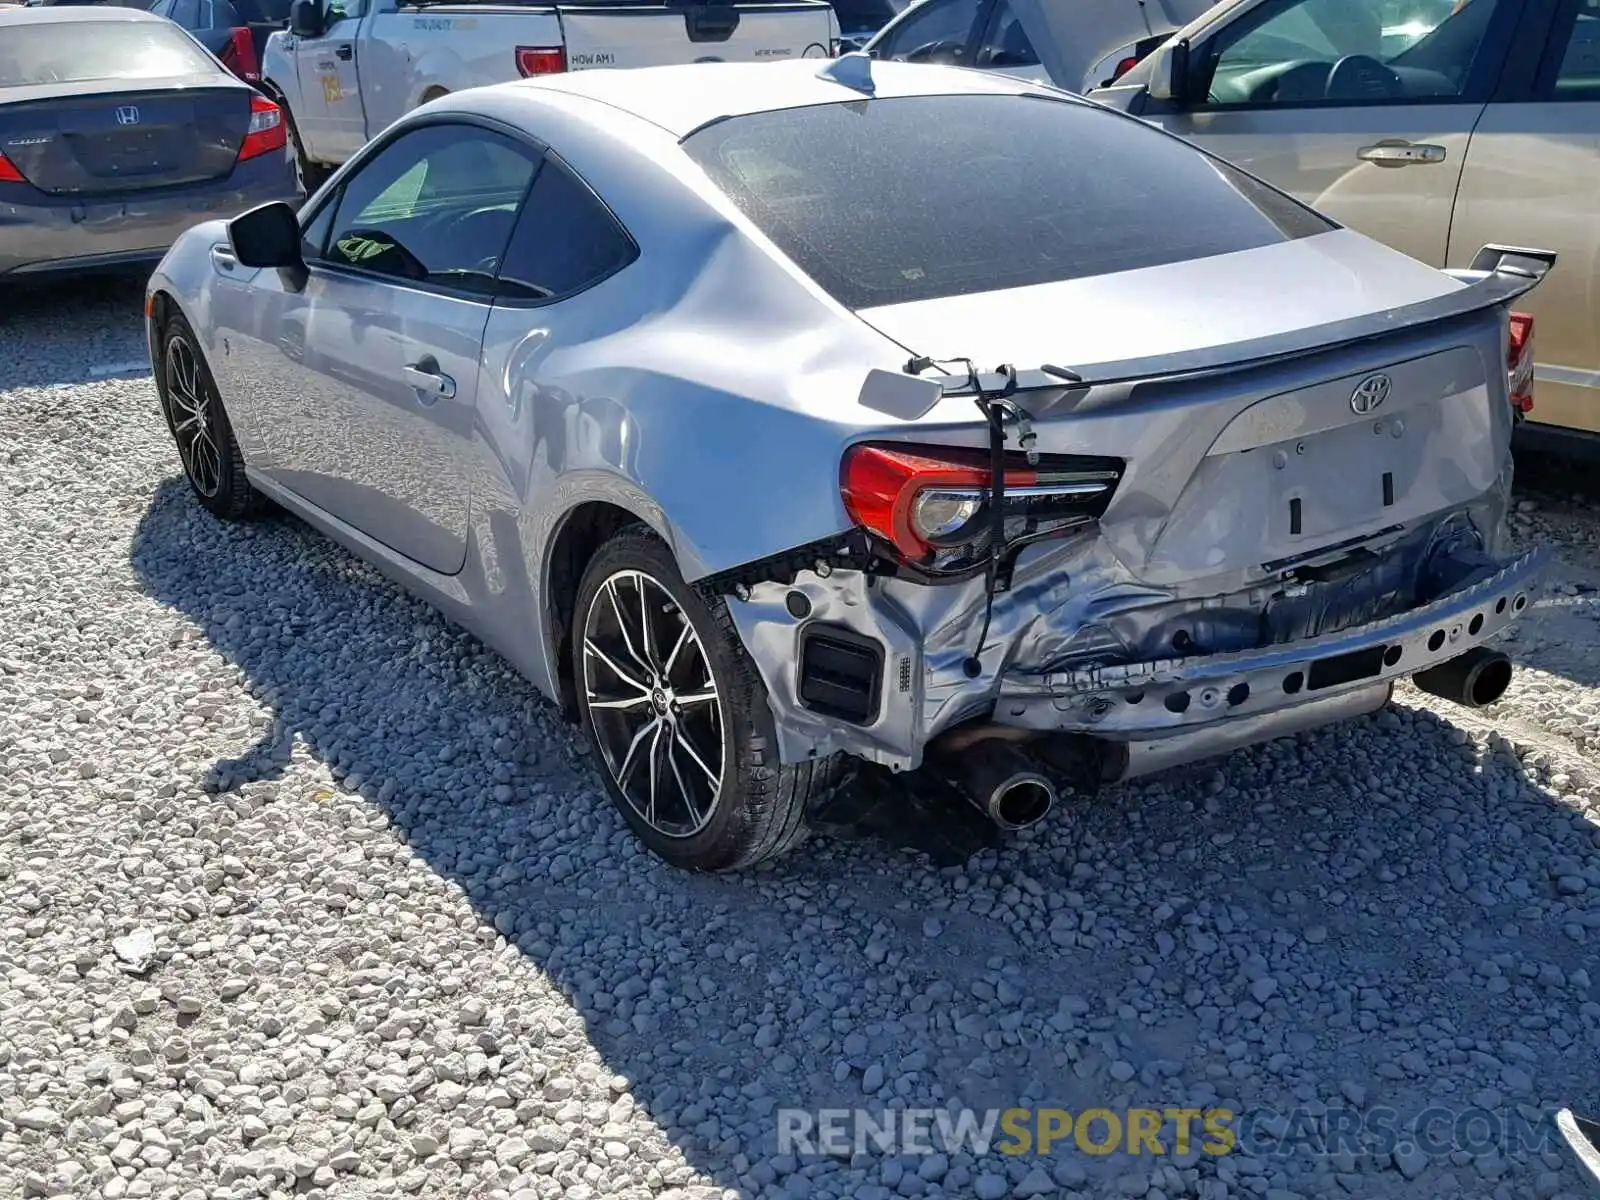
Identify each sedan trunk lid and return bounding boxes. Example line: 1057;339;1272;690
0;81;251;196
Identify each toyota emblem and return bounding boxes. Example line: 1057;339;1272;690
115;106;141;126
1350;373;1391;415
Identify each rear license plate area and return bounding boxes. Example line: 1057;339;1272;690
1307;644;1388;691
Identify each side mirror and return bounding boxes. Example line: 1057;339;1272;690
228;201;304;270
287;0;322;37
1145;36;1191;104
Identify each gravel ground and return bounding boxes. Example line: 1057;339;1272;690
2;278;1599;1200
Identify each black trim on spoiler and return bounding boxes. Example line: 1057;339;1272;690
917;243;1558;397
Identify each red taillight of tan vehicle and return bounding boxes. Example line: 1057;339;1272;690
515;46;567;77
237;94;286;163
840;441;1122;573
1508;310;1535;414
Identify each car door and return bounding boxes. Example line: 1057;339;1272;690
1450;0;1600;436
865;0;985;67
259;120;541;574
1152;0;1524;267
290;0;369;159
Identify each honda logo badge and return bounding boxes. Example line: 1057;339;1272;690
115;106;141;126
1350;373;1391;415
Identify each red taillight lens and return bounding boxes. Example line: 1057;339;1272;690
840;441;1121;573
515;46;567;77
0;152;23;184
1112;55;1140;79
237;93;286;163
219;27;261;82
1508;310;1534;414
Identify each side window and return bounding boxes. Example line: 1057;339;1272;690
321;124;539;295
870;0;982;65
212;0;243;27
495;156;637;303
1553;0;1600;95
972;0;1037;68
169;0;202;27
147;0;173;16
1200;0;1502;106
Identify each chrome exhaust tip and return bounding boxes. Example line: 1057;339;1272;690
941;740;1057;831
1411;646;1513;709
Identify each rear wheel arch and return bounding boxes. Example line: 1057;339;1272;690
546;501;661;718
418;86;450;107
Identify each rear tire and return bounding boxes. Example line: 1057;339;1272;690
156;313;268;521
572;525;844;871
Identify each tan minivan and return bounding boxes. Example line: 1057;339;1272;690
1084;0;1600;454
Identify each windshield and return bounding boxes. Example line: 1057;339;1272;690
682;93;1332;310
0;21;218;86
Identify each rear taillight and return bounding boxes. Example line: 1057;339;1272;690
1111;55;1140;79
237;94;286;163
515;46;566;77
1508;310;1534;415
0;152;23;184
218;26;261;82
840;442;1121;574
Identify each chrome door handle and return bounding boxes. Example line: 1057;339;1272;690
1357;141;1447;166
402;362;456;401
210;244;237;272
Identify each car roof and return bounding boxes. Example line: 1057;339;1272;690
508;58;1063;139
0;4;165;22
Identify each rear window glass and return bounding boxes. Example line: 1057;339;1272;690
681;93;1334;310
0;22;218;87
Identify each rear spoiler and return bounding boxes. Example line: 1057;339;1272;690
860;244;1557;419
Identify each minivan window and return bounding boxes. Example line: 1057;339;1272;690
682;93;1333;310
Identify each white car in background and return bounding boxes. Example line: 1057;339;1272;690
262;0;841;188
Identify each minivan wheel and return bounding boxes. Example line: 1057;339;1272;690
157;313;268;521
573;526;842;871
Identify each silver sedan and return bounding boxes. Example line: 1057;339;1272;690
146;57;1552;871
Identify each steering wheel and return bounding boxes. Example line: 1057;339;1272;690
902;38;966;65
1325;54;1401;101
435;205;516;274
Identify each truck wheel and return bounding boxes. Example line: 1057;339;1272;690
572;525;845;872
281;104;331;195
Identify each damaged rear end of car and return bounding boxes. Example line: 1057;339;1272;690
680;83;1555;829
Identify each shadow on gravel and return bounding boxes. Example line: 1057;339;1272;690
129;475;1600;1198
0;275;151;392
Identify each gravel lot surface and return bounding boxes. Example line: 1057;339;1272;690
2;278;1599;1200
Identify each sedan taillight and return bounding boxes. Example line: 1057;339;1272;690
1508;310;1535;414
0;152;23;184
237;94;287;163
840;441;1121;575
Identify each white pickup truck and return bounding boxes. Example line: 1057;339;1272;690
261;0;840;186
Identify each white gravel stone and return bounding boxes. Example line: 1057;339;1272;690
1;282;1598;1200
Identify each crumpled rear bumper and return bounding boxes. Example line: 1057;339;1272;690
997;546;1544;738
727;543;1543;774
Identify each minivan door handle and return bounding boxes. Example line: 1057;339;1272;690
402;359;456;402
1357;141;1447;167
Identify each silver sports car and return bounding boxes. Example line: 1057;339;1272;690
145;56;1552;871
